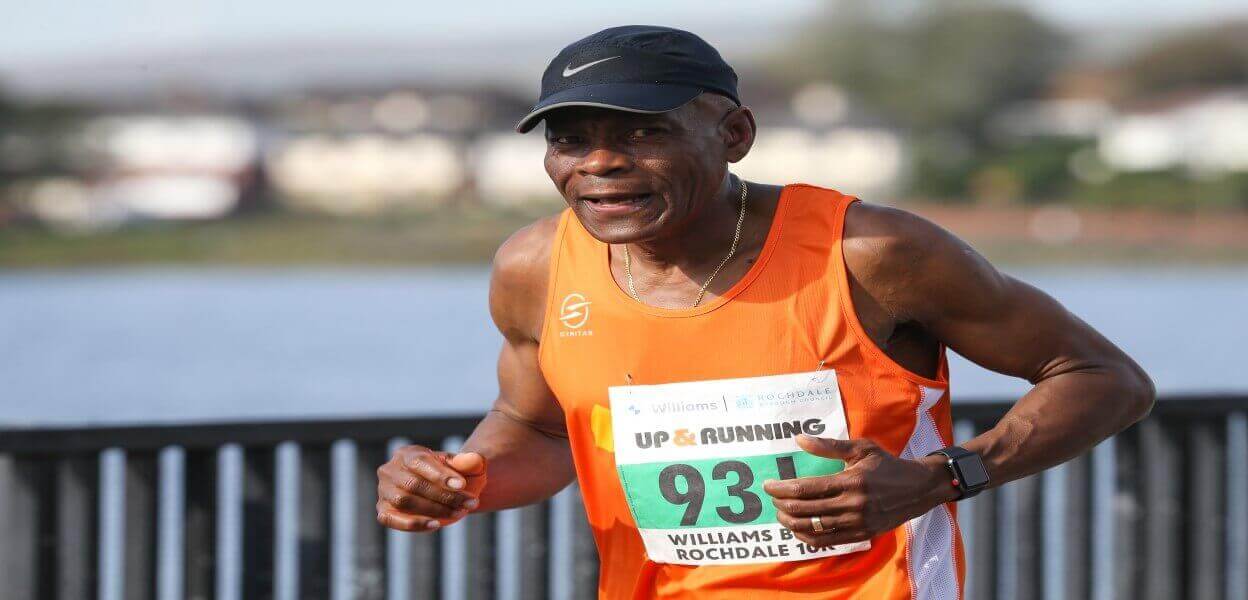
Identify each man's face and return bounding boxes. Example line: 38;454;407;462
542;95;750;244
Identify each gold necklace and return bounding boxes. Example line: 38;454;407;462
622;178;748;308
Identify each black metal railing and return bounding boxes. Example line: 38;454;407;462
1;395;1245;600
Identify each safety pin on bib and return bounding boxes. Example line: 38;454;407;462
808;359;831;384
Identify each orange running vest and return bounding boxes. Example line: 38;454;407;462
536;184;965;599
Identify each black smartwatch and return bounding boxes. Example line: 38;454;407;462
927;446;990;500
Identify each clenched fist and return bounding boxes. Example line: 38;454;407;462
376;445;488;532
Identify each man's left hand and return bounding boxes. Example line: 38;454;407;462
762;435;958;549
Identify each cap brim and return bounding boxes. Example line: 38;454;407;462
514;83;703;133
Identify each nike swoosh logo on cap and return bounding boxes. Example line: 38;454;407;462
562;56;620;77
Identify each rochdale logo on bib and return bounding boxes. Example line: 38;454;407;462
608;369;870;565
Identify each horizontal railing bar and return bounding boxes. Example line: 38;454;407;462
0;416;482;454
947;394;1248;422
3;395;1245;455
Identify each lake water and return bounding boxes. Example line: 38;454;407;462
2;267;1246;428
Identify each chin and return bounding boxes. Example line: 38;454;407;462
574;204;663;245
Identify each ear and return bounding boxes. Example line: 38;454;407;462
720;106;757;164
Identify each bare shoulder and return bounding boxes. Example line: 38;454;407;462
488;211;564;342
842;201;1005;323
843;202;957;267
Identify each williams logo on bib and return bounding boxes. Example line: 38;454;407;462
608;370;871;565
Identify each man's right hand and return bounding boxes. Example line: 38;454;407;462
376;445;487;532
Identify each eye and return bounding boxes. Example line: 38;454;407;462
548;135;583;146
629;128;660;139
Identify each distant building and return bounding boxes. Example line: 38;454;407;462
990;98;1116;140
734;83;907;199
266;133;464;215
21;114;259;230
470;134;555;207
1098;87;1248;174
988;64;1125;142
264;87;534;214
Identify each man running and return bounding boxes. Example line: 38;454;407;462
377;26;1154;599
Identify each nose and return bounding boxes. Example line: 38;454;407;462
577;146;632;178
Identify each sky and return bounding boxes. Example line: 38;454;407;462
4;0;1246;66
2;0;1245;101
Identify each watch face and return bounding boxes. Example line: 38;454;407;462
956;455;990;488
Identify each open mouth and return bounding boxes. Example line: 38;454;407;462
583;194;652;208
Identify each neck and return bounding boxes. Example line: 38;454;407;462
626;175;746;273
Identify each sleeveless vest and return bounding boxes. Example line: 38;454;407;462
537;184;964;599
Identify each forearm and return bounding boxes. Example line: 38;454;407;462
461;410;576;511
959;363;1154;488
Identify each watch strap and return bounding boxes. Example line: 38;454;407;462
928;445;988;500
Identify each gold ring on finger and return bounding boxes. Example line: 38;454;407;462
811;515;825;532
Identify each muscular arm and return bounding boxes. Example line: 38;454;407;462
376;215;573;531
461;215;577;512
845;202;1155;492
765;203;1153;547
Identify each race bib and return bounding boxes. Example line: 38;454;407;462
609;369;871;566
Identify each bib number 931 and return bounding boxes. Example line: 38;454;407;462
659;457;799;526
620;452;843;529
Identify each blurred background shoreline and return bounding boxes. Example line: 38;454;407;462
4;0;1248;428
4;0;1248;269
5;203;1248;268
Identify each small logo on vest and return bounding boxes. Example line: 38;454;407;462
559;293;594;337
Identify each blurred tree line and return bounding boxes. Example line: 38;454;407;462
0;84;86;176
780;0;1063;142
773;0;1248;209
1124;22;1248;95
0;84;101;227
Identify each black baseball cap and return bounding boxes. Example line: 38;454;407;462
514;25;740;133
